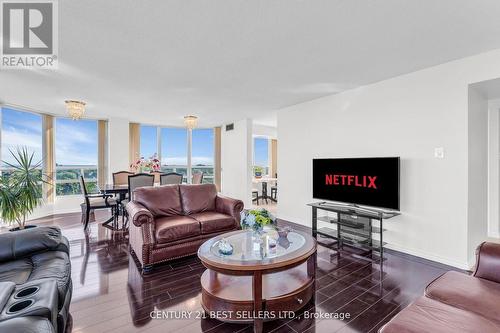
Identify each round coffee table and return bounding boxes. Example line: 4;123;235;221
197;229;317;333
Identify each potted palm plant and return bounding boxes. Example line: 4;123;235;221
0;148;48;231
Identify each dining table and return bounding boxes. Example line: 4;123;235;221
252;177;277;204
99;184;130;231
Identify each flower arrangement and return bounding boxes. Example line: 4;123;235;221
130;154;161;172
240;208;275;233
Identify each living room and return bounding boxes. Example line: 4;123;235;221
1;1;500;333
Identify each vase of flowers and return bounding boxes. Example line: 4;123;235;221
240;208;275;235
130;154;161;173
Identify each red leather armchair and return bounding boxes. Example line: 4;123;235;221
126;184;243;273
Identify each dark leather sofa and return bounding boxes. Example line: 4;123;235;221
380;242;500;332
0;226;72;333
126;183;244;273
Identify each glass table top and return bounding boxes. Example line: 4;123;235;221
209;229;306;262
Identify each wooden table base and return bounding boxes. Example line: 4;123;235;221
200;262;314;326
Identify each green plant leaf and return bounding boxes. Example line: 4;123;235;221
0;147;47;228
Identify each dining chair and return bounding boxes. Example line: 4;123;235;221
150;171;165;184
252;180;261;205
80;176;118;231
128;173;155;201
192;172;204;184
252;189;260;205
271;173;277;201
112;171;134;209
160;172;183;185
113;171;134;185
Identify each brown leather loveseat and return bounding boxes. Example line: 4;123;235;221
126;184;243;273
380;242;500;332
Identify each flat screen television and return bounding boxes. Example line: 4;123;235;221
312;157;400;210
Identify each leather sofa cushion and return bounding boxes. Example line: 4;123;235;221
0;251;71;308
155;216;200;244
0;282;15;311
0;259;32;284
179;184;217;215
0;317;55;333
0;226;68;263
134;185;182;218
191;212;235;234
380;296;500;333
425;271;500;324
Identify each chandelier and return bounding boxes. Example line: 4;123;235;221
65;100;86;120
184;115;198;130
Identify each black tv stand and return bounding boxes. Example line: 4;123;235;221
308;202;400;261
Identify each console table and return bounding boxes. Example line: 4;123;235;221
308;202;400;260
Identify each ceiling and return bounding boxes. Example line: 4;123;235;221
2;0;500;127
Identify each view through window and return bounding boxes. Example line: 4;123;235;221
139;125;214;183
0;107;43;181
192;128;214;183
140;125;157;160
254;137;269;176
55;118;98;195
161;128;188;179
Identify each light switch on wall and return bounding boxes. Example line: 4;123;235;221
434;147;444;159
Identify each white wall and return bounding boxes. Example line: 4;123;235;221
488;99;500;238
277;48;500;269
107;118;130;179
221;118;253;207
467;86;489;265
253;124;277;139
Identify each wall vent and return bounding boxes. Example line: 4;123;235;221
225;123;234;131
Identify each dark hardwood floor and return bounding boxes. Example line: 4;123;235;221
28;210;460;333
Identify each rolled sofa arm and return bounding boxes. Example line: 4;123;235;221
216;195;244;228
126;201;154;227
0;226;69;263
473;242;500;283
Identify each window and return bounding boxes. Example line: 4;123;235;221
0;107;43;180
161;128;187;179
254;137;269;176
139;125;215;183
192;128;214;183
140;125;157;159
55;118;98;195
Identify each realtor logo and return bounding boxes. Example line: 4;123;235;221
1;0;58;69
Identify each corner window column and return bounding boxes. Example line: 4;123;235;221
187;128;192;183
214;127;221;191
42;115;55;203
271;139;277;178
129;122;140;167
98;120;108;188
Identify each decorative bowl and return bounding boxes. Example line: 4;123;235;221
277;226;292;238
217;239;233;255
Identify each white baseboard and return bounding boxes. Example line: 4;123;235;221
278;215;470;270
488;231;500;238
385;243;470;270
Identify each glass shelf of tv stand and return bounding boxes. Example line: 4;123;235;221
315;215;385;234
308;202;401;220
316;227;387;252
